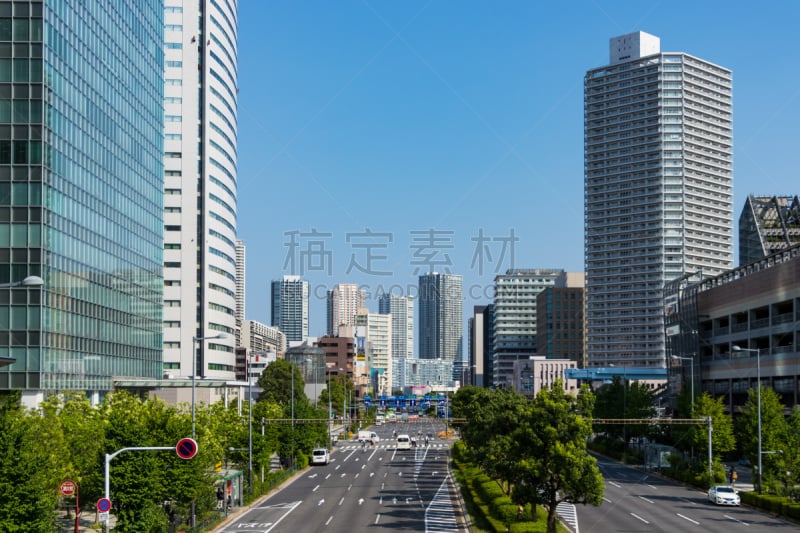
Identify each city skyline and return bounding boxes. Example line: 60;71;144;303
236;2;800;337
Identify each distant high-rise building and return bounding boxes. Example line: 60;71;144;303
326;284;366;335
536;277;586;368
379;294;414;390
492;269;565;388
418;273;463;365
235;240;246;347
469;305;494;387
355;309;392;396
271;276;309;343
163;0;239;381
0;1;165;407
584;31;733;368
739;195;800;265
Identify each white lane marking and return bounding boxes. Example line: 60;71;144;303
677;513;700;525
375;513;381;524
262;500;302;532
347;484;352;491
317;498;324;506
639;496;654;504
609;481;622;488
338;497;344;506
603;497;612;503
630;513;649;524
308;473;317;479
312;484;320;492
325;516;333;525
358;498;364;505
647;484;657;490
724;514;749;526
355;473;360;478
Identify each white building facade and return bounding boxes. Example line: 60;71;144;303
355;309;392;396
378;294;415;391
584;31;733;368
418;273;463;364
327;284;366;335
162;0;239;382
271;276;309;343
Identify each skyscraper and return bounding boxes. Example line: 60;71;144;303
418;273;462;363
378;293;414;390
355;308;392;396
584;32;733;368
491;269;565;388
0;1;164;407
235;239;245;347
271;275;309;343
162;0;239;380
326;283;365;335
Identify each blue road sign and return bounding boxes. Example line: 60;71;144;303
97;497;111;512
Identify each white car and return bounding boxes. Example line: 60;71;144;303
708;485;740;506
396;434;411;450
311;448;329;465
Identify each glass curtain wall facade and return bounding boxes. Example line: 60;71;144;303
584;32;733;368
418;273;463;363
0;0;164;404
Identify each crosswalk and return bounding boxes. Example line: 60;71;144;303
338;442;450;451
556;502;579;533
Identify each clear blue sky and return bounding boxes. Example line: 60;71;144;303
235;0;800;338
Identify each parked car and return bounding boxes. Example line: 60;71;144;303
708;485;740;506
311;448;330;465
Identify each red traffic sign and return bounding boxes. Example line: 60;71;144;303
176;437;198;460
60;479;76;497
97;497;111;512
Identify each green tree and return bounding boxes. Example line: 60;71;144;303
513;383;603;533
690;393;735;484
257;359;306;406
736;385;787;492
0;393;68;532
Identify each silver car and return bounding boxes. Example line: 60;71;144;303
708;485;740;506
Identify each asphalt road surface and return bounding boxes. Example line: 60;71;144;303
216;419;465;533
574;455;799;533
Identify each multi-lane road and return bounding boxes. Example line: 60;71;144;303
575;455;799;532
216;419;465;533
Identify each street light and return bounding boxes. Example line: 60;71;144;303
191;332;228;439
733;345;762;493
671;355;695;408
0;275;44;288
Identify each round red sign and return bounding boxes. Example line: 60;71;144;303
60;480;76;497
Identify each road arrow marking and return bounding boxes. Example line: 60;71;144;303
308;473;317;479
318;499;324;506
358;498;364;505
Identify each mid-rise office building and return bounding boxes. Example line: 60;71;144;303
418;273;463;365
739;195;800;266
271;275;309;343
536;277;586;367
378;293;414;390
0;1;165;407
492;269;564;388
326;283;365;335
162;0;240;382
584;31;733;368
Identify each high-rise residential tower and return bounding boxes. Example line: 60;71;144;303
162;0;239;380
355;308;392;396
0;1;165;407
326;283;365;335
235;239;245;347
584;32;733;368
378;293;414;390
271;275;309;343
418;273;463;364
491;269;565;388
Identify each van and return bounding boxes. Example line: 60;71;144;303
396;434;411;450
311;448;329;465
357;430;380;445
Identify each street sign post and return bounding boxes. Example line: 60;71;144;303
60;480;76;497
176;437;198;460
97;497;111;513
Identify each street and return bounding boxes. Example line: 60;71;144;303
215;419;465;533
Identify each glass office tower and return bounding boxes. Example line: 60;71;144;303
0;1;164;406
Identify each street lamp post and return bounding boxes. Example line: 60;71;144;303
671;355;695;408
733;345;762;493
192;332;228;439
327;368;333;447
291;361;295;469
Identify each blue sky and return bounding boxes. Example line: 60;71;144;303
235;0;800;338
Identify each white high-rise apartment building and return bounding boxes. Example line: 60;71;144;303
379;294;415;390
326;284;366;335
355;309;392;396
584;32;733;368
163;1;239;381
492;269;565;388
271;276;309;343
235;240;245;347
418;273;463;364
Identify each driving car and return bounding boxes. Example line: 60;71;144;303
708;485;740;506
396;434;411;450
311;447;330;465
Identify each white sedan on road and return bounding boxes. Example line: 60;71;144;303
708;485;740;506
